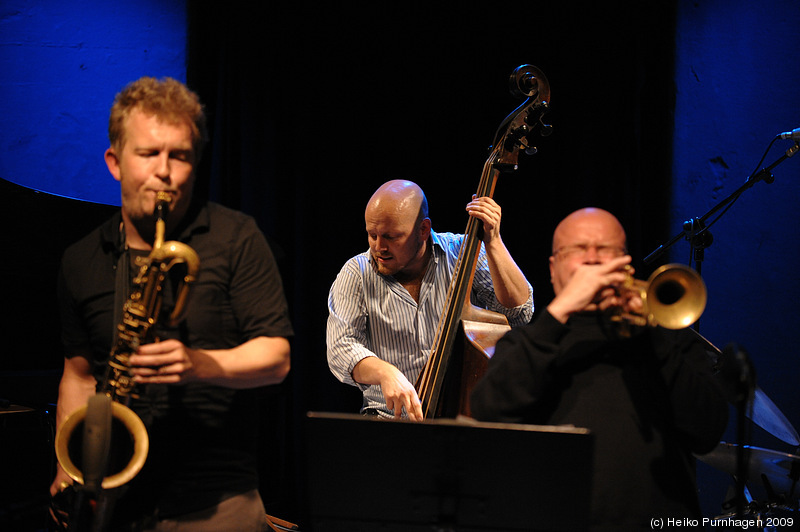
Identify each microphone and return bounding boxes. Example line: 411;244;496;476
778;127;800;140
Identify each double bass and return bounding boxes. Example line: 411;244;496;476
415;64;552;419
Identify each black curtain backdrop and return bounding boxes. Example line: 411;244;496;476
182;1;678;523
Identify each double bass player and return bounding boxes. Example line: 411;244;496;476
326;179;533;420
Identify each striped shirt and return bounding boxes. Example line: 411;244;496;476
326;230;534;417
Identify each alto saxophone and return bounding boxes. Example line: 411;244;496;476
55;192;200;492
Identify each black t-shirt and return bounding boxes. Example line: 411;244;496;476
58;201;293;521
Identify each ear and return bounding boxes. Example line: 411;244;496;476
105;147;122;182
419;217;432;240
548;255;556;283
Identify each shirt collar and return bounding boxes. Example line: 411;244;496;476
98;200;211;254
429;229;445;262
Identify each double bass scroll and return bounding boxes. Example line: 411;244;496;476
415;64;552;419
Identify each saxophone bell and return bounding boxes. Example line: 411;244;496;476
54;396;149;490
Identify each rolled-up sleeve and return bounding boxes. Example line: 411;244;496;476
326;259;375;389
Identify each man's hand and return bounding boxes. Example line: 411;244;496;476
380;366;424;421
129;339;201;384
49;466;73;497
466;195;531;309
466;195;502;245
48;468;74;529
352;357;424;421
547;255;633;323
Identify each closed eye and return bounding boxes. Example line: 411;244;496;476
367;233;398;242
170;150;192;162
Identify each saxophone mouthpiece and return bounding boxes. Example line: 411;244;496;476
155;191;172;209
153;192;172;249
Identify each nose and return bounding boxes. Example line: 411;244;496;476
155;153;171;181
583;246;601;264
374;236;387;251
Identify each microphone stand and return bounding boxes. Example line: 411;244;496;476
644;141;800;333
729;344;756;519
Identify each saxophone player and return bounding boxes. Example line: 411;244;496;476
50;77;293;531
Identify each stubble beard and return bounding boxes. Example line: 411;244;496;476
391;235;428;282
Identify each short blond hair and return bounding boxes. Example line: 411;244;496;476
108;77;208;157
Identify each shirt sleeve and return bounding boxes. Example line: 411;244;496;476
470;242;534;326
228;217;294;341
58;260;91;357
326;259;375;389
57;225;118;367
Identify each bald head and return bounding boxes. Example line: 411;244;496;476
552;207;626;254
366;180;428;224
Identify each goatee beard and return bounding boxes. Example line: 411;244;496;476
130;213;159;246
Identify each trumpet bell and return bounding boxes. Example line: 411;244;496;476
645;264;707;329
55;400;149;490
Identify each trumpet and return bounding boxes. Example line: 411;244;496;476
611;263;707;330
55;192;200;494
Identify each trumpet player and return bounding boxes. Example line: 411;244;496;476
50;77;293;531
470;207;728;531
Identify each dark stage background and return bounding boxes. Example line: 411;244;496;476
194;2;677;522
3;1;799;529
